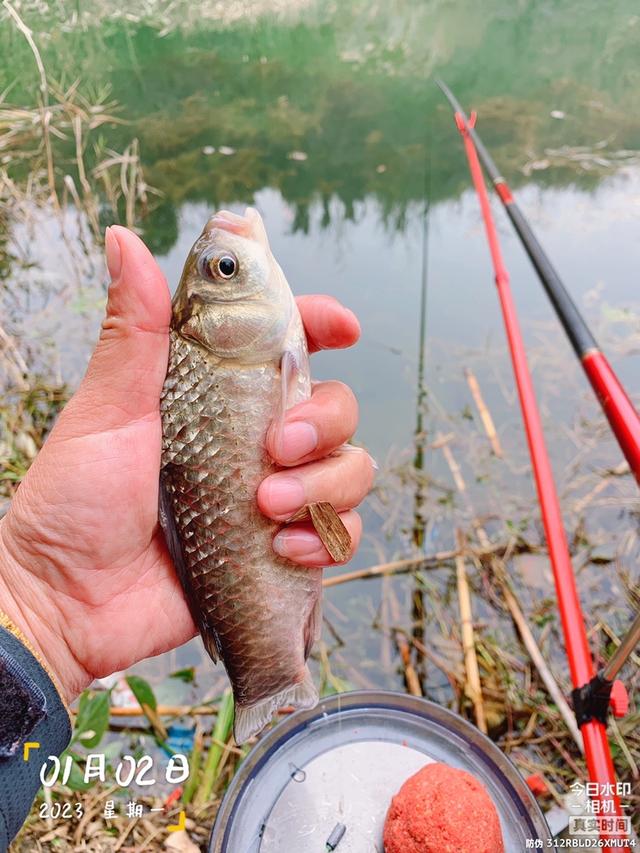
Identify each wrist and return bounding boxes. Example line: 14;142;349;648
0;518;85;704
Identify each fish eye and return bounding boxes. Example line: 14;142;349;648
217;255;237;279
198;251;239;281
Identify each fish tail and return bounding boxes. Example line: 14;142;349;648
233;669;318;744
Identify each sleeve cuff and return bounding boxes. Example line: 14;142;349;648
0;621;72;848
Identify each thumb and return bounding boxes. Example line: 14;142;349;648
61;226;172;433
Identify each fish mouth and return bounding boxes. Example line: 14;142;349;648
206;206;270;251
207;208;254;238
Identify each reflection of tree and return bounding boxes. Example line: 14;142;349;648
1;2;640;253
141;199;179;256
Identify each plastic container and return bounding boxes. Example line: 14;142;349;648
209;690;550;851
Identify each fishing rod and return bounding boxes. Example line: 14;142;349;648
438;81;625;834
437;79;640;486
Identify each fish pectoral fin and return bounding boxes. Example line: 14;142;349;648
279;347;300;417
304;594;322;659
158;471;219;664
271;345;307;461
233;670;318;744
201;630;222;665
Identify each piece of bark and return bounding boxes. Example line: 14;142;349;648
288;501;351;562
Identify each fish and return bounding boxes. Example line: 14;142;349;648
159;207;322;744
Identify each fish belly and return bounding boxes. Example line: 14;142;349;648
160;331;320;742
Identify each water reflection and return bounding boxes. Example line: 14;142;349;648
3;2;640;260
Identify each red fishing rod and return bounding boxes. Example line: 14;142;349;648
438;83;625;837
437;79;640;486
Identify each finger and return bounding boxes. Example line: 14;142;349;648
272;510;361;566
267;380;358;466
258;447;374;521
63;226;171;433
296;295;360;354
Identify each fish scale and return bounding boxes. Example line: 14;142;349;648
162;331;320;706
159;209;321;743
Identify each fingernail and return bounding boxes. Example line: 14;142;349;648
273;528;323;559
368;452;379;471
278;421;318;463
105;226;122;280
262;475;305;518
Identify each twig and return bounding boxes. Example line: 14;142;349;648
113;818;136;851
380;574;392;669
440;440;584;751
465;367;503;456
74;785;119;845
387;583;422;696
3;0;58;206
42;787;53;830
440;439;467;494
333;650;376;689
550;735;583;778
72;113;100;237
411;636;464;688
455;529;487;733
0;322;29;390
600;621;640;669
609;717;639;779
483;552;584;752
78;704;220;718
572;461;629;515
323;540;518;588
322;549;458;587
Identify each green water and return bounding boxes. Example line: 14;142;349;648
1;1;639;716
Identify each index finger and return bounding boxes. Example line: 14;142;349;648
296;295;360;354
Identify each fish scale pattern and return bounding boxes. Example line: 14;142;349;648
160;331;321;709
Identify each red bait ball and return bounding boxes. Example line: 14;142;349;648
383;762;505;853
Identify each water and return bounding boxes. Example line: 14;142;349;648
1;1;639;711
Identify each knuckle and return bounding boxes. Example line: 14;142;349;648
328;381;358;424
348;448;374;492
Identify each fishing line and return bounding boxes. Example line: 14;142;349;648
415;109;432;444
409;105;434;694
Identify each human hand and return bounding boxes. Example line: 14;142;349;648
0;226;370;703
